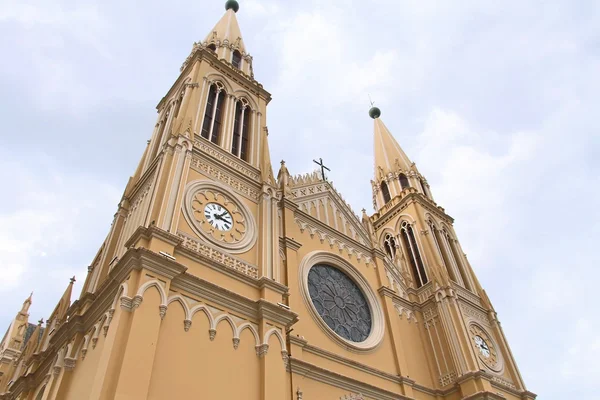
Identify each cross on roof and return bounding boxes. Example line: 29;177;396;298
313;158;330;181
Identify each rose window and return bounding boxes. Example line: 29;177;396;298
307;264;372;342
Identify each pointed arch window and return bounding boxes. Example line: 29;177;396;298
443;229;473;291
232;50;242;69
428;220;458;283
201;82;226;144
231;98;251;161
207;43;217;52
381;181;391;203
399;174;410;190
400;221;428;288
419;178;430;199
383;234;397;260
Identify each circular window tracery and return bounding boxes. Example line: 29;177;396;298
307;264;372;343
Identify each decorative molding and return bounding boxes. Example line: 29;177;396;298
182;180;258;253
190;154;260;201
491;376;516;390
460;302;491;327
341;394;364;400
183;319;192;332
439;372;456;387
63;357;76;371
255;344;269;357
394;304;417;323
193;138;261;182
178;232;259;279
294;216;372;266
209;329;217;341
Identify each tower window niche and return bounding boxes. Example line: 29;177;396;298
381;181;391;203
207;43;217;52
201;82;226;144
231;98;251;161
399;173;410;190
383;234;397;260
232;50;242;69
400;221;428;288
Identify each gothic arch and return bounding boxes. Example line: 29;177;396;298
263;327;286;352
204;73;234;93
378;227;397;248
135;280;168;306
231;89;258;109
393;214;417;233
189;304;215;328
213;314;237;337
167;295;191;321
236;322;260;346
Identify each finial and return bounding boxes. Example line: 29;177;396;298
280;160;286;166
225;0;239;12
38;318;44;326
368;95;381;119
70;276;76;284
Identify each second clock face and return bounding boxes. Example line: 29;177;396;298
204;203;233;231
474;335;491;358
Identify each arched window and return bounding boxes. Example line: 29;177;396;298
399;173;410;190
381;181;391;203
231;98;251;161
419;178;429;198
207;43;217;52
443;230;472;291
35;385;46;400
201;82;226;144
400;221;428;288
428;220;458;283
383;234;397;260
232;50;242;69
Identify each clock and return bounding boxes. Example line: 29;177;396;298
204;203;233;231
183;181;257;253
469;324;501;372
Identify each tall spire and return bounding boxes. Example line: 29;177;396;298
20;292;33;315
204;1;247;54
371;107;415;180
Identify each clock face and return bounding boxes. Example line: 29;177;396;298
474;335;491;358
204;203;233;231
469;324;501;372
189;189;248;245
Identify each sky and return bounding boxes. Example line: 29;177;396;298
0;0;599;398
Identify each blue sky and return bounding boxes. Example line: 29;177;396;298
1;0;599;398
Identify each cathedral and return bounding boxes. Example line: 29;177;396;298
0;2;536;399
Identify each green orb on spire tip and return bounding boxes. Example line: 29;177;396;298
225;0;239;12
369;106;381;119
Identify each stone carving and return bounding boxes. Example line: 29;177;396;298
178;233;259;279
341;394;364;400
209;329;217;341
63;357;76;371
255;344;269;357
183;319;192;332
190;155;260;201
192;140;261;182
232;338;240;350
460;303;491;327
308;265;372;342
294;218;371;266
394;305;417;323
439;372;456;386
492;376;516;389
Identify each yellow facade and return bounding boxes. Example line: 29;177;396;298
0;3;536;399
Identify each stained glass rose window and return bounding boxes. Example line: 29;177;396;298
307;264;372;342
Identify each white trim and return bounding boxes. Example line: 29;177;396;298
298;251;384;352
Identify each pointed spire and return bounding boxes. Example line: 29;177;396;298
53;277;75;324
260;128;275;185
20;292;33;314
372;108;415;181
277;160;291;195
204;1;247;54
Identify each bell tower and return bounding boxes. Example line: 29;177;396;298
367;106;533;397
81;0;278;296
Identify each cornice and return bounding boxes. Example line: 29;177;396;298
256;277;289;296
302;343;414;387
294;212;373;257
288;358;412;400
279;236;303;251
170;273;297;328
372;192;454;231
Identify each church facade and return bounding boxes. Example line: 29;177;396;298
0;2;536;399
